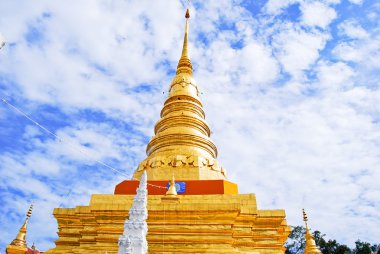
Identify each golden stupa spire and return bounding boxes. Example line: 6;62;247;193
166;174;178;196
133;7;226;182
6;203;34;254
302;209;322;254
176;8;192;75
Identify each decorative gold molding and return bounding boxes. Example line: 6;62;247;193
136;155;227;177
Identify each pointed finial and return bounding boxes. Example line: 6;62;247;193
176;8;193;75
26;203;34;219
303;208;308;229
166;174;178;196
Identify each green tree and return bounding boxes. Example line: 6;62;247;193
352;240;378;254
284;226;377;254
313;231;350;254
285;226;306;254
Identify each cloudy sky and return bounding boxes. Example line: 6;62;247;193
1;0;379;251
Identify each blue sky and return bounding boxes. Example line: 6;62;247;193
0;0;379;251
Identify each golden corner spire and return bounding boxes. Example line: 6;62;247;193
7;203;34;253
302;209;322;254
176;8;193;75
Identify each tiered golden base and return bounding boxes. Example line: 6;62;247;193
46;194;290;254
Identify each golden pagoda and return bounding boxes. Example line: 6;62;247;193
303;209;322;254
44;8;291;254
6;204;34;254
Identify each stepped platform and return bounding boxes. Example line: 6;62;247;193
45;193;290;254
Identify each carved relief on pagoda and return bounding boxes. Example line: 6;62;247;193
169;72;199;93
135;155;227;176
168;74;199;99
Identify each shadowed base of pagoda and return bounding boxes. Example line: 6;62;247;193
45;194;290;254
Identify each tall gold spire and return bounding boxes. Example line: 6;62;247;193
176;8;192;75
133;7;226;181
6;203;33;254
303;209;322;254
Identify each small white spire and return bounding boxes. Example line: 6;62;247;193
118;171;148;254
166;174;178;196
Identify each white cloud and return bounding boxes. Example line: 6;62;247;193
333;41;363;62
264;0;340;25
316;61;355;90
339;19;369;39
300;1;337;29
239;42;280;84
333;22;380;88
272;24;329;78
0;0;181;123
0;120;146;249
205;81;380;245
348;0;364;5
264;0;299;15
323;0;341;4
195;39;279;86
0;32;5;49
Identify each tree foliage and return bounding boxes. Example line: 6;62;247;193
285;226;378;254
285;226;306;254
